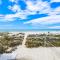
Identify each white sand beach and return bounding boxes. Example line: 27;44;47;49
0;46;60;60
15;46;60;60
0;32;60;60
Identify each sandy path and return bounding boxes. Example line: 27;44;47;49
0;32;60;60
0;46;60;60
16;46;60;60
22;33;28;47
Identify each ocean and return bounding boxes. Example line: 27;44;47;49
0;29;60;32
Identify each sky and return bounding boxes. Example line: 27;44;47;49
0;0;60;29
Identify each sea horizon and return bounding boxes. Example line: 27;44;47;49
0;29;60;32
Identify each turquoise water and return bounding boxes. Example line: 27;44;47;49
0;29;60;32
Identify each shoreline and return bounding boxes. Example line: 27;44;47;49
0;29;60;32
9;31;60;34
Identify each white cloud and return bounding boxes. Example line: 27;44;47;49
0;13;28;21
49;7;60;15
0;15;6;21
9;0;18;3
26;1;51;14
0;14;17;21
8;0;60;21
8;4;20;12
24;15;60;25
7;0;51;21
0;0;60;22
0;14;4;18
55;7;60;12
51;0;60;2
9;0;15;2
54;7;60;14
49;26;60;29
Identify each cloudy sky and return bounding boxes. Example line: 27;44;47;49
0;0;60;29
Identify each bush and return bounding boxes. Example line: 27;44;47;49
25;38;44;48
0;32;24;54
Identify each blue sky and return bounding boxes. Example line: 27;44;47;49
0;0;60;29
